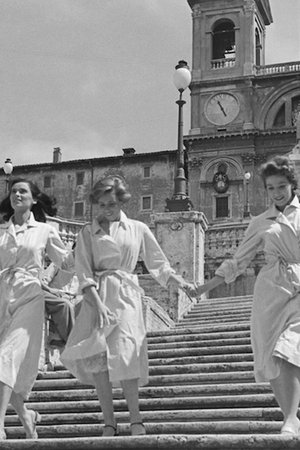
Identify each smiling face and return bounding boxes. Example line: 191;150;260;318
96;191;122;222
10;181;36;213
265;174;293;211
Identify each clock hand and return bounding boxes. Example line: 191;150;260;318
217;101;227;116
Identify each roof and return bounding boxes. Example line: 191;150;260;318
11;149;178;172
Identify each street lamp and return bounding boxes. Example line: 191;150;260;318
166;60;193;212
243;171;251;218
3;158;13;194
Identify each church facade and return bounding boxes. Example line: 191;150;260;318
186;0;299;222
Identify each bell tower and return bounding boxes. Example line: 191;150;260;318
188;0;273;134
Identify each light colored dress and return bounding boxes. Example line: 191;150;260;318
0;213;72;399
61;211;175;387
216;195;300;382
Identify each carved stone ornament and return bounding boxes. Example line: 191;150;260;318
169;221;184;232
192;5;202;18
244;0;255;13
241;153;267;164
212;172;230;193
189;157;204;168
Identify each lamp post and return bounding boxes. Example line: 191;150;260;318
166;60;193;212
3;158;13;194
243;171;251;218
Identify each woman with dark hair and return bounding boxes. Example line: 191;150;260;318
61;175;184;437
0;178;73;440
185;155;300;435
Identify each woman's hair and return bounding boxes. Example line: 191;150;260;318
89;176;131;204
260;156;298;191
0;178;57;222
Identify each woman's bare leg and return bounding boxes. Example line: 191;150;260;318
92;370;116;436
0;382;12;437
270;358;300;433
10;392;40;438
121;378;145;435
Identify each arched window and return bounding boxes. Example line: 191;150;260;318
255;28;262;66
212;20;235;67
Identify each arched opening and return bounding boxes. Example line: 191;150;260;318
255;28;262;66
212;20;235;68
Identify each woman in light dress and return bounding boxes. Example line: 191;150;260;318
0;178;73;440
185;156;300;435
61;176;184;437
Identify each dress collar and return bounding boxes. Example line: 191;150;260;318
265;195;300;219
91;210;129;234
11;211;39;227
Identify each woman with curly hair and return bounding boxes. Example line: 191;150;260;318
61;175;184;437
185;155;300;436
0;178;73;440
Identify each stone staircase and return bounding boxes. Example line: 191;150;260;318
2;294;300;449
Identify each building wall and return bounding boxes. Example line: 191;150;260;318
0;150;177;228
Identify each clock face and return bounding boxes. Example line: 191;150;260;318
205;93;240;126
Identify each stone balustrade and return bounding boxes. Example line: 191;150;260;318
211;57;236;69
46;215;84;248
256;61;300;75
205;221;248;259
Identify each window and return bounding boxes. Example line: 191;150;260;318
44;175;51;189
141;195;152;211
255;28;262;66
212;20;235;66
76;172;84;186
143;166;151;178
74;201;84;217
215;196;229;218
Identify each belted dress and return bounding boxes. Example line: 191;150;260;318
216;196;300;382
0;213;72;398
61;211;175;387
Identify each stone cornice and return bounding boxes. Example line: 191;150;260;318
185;128;296;143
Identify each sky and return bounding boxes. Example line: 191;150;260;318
1;0;300;167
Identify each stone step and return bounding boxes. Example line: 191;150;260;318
147;330;251;344
3;421;285;440
178;314;251;323
182;311;251;320
31;382;271;397
38;370;256;385
49;360;254;376
25;392;278;409
148;337;251;350
195;295;253;305
1;434;299;450
176;317;250;326
184;305;252;317
5;406;284;423
147;344;253;359
149;353;253;367
191;301;253;312
172;323;251;334
33;377;260;395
